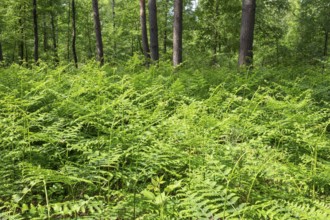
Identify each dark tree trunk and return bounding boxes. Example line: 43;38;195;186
173;0;183;66
148;0;159;61
324;31;328;58
12;41;16;63
72;0;78;68
163;0;169;54
84;6;93;59
67;0;71;62
19;18;24;63
50;9;59;64
322;30;328;73
111;0;117;55
238;0;256;67
92;0;104;66
212;34;217;65
139;0;150;59
276;38;279;66
212;0;220;65
87;18;93;59
0;41;3;62
33;0;39;63
43;14;49;52
24;36;28;63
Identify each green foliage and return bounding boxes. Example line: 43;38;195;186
0;63;330;219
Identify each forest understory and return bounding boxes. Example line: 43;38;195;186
0;61;329;219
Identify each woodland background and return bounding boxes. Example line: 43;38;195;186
0;0;329;219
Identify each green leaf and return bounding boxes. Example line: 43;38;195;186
52;203;62;213
154;192;167;205
141;190;155;200
29;203;36;215
21;203;29;213
165;180;182;193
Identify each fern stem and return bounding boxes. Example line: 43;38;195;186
43;180;50;220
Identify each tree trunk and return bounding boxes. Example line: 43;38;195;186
12;41;16;63
67;0;71;62
33;0;39;63
148;0;159;61
84;6;93;59
276;38;279;66
173;0;183;66
163;0;169;54
139;0;150;59
24;35;28;63
212;0;220;65
324;31;328;58
50;9;59;64
322;30;328;73
238;0;256;67
43;14;49;52
0;41;3;62
92;0;104;66
19;18;24;63
87;18;93;59
111;0;117;55
72;0;78;68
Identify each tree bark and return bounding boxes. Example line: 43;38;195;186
12;41;16;63
19;18;25;63
111;0;117;55
324;31;328;58
33;0;39;63
50;8;59;64
43;14;49;52
238;0;256;67
163;0;169;54
87;17;93;59
139;0;150;59
173;0;183;66
148;0;159;61
92;0;104;66
212;0;220;65
67;0;71;62
0;41;3;62
72;0;78;68
322;30;328;73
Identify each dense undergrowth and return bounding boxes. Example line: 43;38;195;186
0;60;330;219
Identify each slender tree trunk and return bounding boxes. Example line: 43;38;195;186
212;0;220;65
212;35;217;65
238;0;256;67
163;0;169;54
84;7;93;59
12;41;16;63
324;31;328;58
33;0;39;63
24;36;28;63
72;0;78;68
43;14;49;52
111;0;117;55
173;0;183;66
92;0;104;66
87;18;93;59
148;0;159;61
19;18;25;63
67;0;71;62
276;38;279;66
0;41;3;62
322;30;328;73
131;36;134;56
140;0;150;59
50;9;59;64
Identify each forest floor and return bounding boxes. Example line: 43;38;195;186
0;62;329;219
